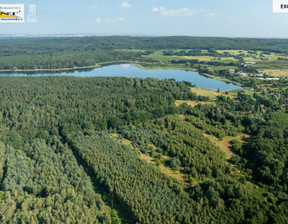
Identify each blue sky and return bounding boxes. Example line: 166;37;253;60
1;0;288;38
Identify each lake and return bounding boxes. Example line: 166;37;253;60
0;64;241;91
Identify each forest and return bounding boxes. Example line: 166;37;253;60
0;75;286;223
0;36;288;223
1;36;288;71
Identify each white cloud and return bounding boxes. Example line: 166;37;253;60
207;13;217;17
104;18;113;23
119;2;131;9
152;6;197;16
89;5;98;9
96;17;127;24
223;16;234;21
152;7;159;12
117;17;127;21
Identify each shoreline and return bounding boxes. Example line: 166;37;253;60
0;60;133;73
0;61;242;89
135;63;242;87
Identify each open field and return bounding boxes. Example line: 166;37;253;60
255;61;288;69
216;50;286;60
142;51;185;62
260;69;288;77
175;100;216;107
217;50;249;55
181;55;218;61
135;63;195;70
142;49;288;84
182;55;237;63
113;49;146;52
203;133;249;160
190;87;222;99
203;133;250;177
143;50;237;63
189;87;239;99
203;134;235;160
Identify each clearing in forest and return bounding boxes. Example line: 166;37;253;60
175;100;215;107
189;87;238;99
109;133;186;186
260;69;288;77
203;133;249;160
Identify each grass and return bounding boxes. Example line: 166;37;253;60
175;87;239;108
260;69;288;77
175;100;216;107
203;134;236;160
190;87;223;99
141;49;288;84
203;133;249;177
0;60;134;73
181;55;217;61
143;51;237;63
135;63;196;71
189;87;238;99
113;49;146;52
255;61;288;69
142;51;185;62
216;50;249;55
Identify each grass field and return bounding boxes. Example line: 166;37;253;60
175;100;216;107
260;69;288;77
189;87;238;99
141;49;288;84
255;61;288;69
144;50;287;63
113;49;146;52
203;133;250;177
203;134;236;160
135;63;195;70
203;133;248;159
217;50;249;55
181;55;218;61
144;51;237;63
142;51;185;62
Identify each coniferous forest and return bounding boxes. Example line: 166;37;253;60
0;36;288;223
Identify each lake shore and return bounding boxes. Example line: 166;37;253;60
0;63;241;91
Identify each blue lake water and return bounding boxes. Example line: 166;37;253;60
0;64;241;91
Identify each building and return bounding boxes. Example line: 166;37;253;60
235;71;247;76
245;62;256;65
257;77;279;81
250;73;264;77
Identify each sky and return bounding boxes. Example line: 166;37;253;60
1;0;288;38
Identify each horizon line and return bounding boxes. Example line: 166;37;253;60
1;34;288;39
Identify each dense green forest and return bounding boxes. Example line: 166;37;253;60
1;36;288;70
0;76;287;223
2;36;288;52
